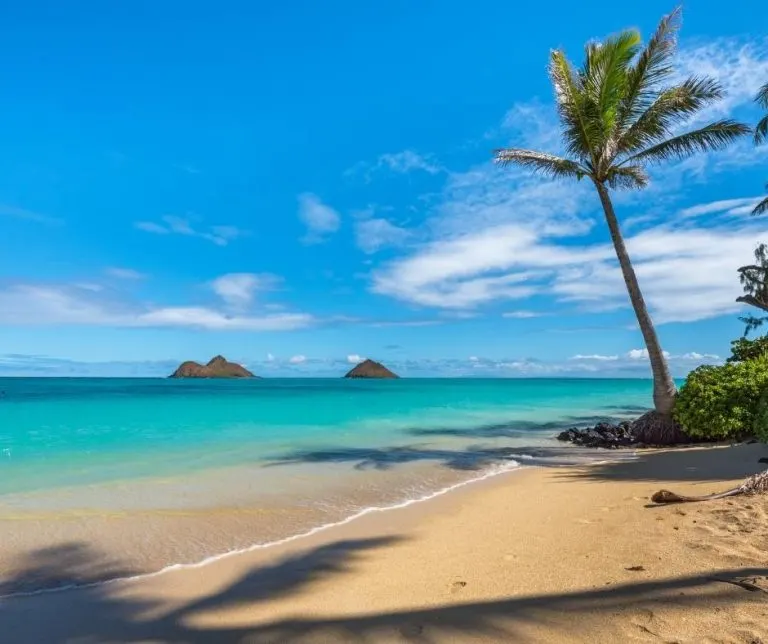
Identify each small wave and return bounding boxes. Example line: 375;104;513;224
0;459;521;601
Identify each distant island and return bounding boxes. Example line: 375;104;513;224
169;355;256;379
344;359;399;379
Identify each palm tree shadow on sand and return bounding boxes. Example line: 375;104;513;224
1;540;767;643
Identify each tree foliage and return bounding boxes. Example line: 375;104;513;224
493;7;749;425
493;7;749;189
754;82;768;215
728;335;768;363
673;355;768;440
737;243;768;334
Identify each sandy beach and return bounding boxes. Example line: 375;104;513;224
2;442;768;643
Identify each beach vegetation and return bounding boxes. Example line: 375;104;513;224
673;354;768;440
493;7;749;443
737;243;768;335
728;336;768;364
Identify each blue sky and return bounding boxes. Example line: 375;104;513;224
1;1;767;377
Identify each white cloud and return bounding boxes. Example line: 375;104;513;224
106;267;146;280
347;354;363;364
502;311;542;319
74;283;104;292
626;348;671;360
134;215;243;246
266;353;275;362
376;151;442;175
367;35;768;321
678;197;764;219
348;150;443;180
372;221;606;309
135;221;168;234
553;224;768;323
0;284;314;332
355;217;411;254
570;354;619;361
210;273;280;309
298;193;341;244
137;307;312;331
561;349;722;376
675;37;768;125
289;355;307;364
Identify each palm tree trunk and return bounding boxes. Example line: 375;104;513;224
594;181;677;416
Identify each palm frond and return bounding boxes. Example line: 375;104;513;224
618;7;681;129
549;50;598;161
579;30;641;147
622;120;750;165
493;148;588;180
754;193;768;216
757;82;768;108
604;164;649;190
756;82;768;144
756;115;768;145
618;77;724;155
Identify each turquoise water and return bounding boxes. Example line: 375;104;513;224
0;377;652;495
0;377;653;593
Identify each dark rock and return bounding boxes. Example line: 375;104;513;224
344;359;399;379
556;421;636;449
169;356;256;379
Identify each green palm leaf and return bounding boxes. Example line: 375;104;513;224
622;120;750;165
754;193;768;216
618;77;724;155
493;149;588;179
756;82;768;144
618;7;681;129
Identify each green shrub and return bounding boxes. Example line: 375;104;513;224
727;335;768;363
673;354;768;440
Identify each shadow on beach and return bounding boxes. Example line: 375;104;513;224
265;443;605;472
559;441;768;484
1;539;767;643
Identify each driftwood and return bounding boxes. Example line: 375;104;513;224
651;469;768;504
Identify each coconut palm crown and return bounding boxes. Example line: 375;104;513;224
494;7;750;440
753;81;768;216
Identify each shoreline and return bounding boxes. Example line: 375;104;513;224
0;459;525;600
2;442;768;642
0;435;620;596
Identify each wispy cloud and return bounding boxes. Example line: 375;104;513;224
678;197;764;219
0;353;178;377
298;193;341;244
354;208;411;254
105;267;146;280
209;273;281;309
368;34;768;324
675;37;768;125
0;203;62;225
502;311;543;319
0;283;313;332
134;215;244;246
347;150;443;181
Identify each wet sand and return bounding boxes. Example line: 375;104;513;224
2;442;768;643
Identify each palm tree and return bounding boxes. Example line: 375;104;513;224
753;82;768;216
494;7;750;443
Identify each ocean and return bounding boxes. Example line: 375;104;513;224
0;377;650;594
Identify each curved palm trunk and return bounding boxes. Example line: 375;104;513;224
594;182;677;415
